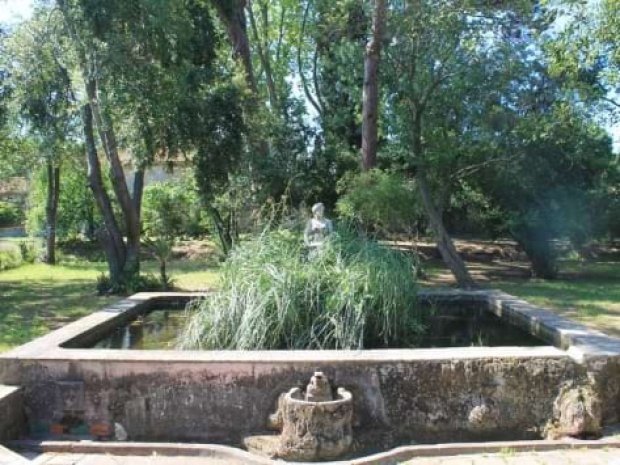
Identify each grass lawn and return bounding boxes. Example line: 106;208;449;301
0;259;220;352
492;261;620;338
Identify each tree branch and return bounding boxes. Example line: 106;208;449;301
297;0;322;116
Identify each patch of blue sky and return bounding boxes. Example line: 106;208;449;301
0;0;34;28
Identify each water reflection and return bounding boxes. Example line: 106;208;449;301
90;307;546;350
93;309;188;350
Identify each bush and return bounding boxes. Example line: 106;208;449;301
336;169;421;236
179;227;423;350
97;272;170;295
18;240;39;263
0;247;22;271
0;201;23;227
142;178;206;239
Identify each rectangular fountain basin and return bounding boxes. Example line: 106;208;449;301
72;299;547;350
0;290;618;447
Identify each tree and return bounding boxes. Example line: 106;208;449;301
26;151;98;240
54;0;220;289
361;0;386;170
475;104;615;278
336;169;422;237
191;84;246;254
2;11;79;264
212;0;257;93
385;2;482;287
142;182;196;289
543;0;620;115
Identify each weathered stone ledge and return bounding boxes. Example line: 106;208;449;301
7;438;620;465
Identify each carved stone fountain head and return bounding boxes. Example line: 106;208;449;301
247;371;354;461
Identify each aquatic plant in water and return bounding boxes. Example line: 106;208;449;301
179;227;423;350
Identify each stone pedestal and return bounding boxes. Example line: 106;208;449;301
246;371;353;461
276;384;353;461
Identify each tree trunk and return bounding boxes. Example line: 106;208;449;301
82;103;126;285
85;79;142;281
159;259;168;290
361;0;386;170
213;0;257;94
248;1;279;110
411;115;476;288
44;161;60;265
214;0;271;163
86;81;140;242
132;169;145;218
511;228;558;279
124;168;145;279
207;204;233;255
417;170;476;288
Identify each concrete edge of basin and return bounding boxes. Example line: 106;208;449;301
349;438;620;465
6;438;620;465
0;444;28;464
6;440;275;464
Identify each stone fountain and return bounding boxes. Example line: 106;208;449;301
245;371;354;461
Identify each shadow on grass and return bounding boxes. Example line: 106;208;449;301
0;279;116;351
492;272;620;337
0;259;220;351
57;259;219;276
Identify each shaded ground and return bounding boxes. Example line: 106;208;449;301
26;453;247;465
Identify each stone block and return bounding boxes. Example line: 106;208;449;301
0;385;25;441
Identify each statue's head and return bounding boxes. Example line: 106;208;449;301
311;202;325;219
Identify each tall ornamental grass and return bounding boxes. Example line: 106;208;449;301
179;227;424;350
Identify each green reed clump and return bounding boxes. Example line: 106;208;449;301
179;227;424;350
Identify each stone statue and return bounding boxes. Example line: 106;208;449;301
303;202;333;250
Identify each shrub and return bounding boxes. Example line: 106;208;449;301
18;240;39;263
142;178;206;239
0;247;22;271
143;237;175;290
0;201;23;227
179;227;423;350
97;272;170;295
96;273;113;295
336;169;422;237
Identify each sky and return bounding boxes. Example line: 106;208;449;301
0;0;34;27
0;0;618;152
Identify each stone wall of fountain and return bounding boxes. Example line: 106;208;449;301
0;291;618;448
